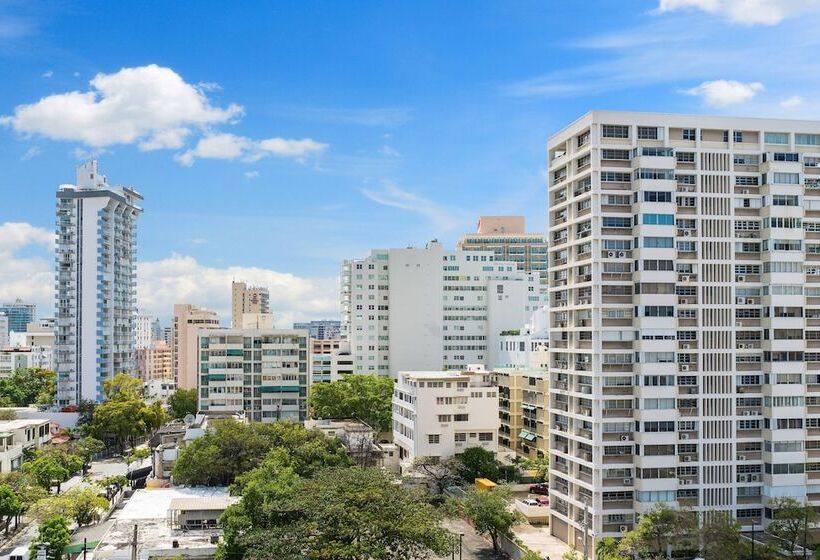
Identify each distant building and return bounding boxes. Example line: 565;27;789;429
457;216;548;286
0;346;53;377
0;314;7;348
198;328;310;422
306;418;400;471
137;340;173;382
231;281;270;328
0;418;51;472
136;314;162;350
173;304;220;390
392;366;499;469
55;161;142;405
342;240;545;377
310;339;353;384
293;319;341;340
0;300;36;333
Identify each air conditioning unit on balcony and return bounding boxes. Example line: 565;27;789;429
683;455;691;462
684;230;691;237
620;434;631;441
742;189;749;194
681;365;689;371
736;275;745;282
739;475;748;483
623;478;633;486
738;298;746;304
745;343;753;349
681;478;692;485
681;275;690;282
620;525;629;533
683;343;690;349
750;474;760;482
617;251;626;258
736;321;743;327
608;251;616;258
738;455;746;461
681;433;690;440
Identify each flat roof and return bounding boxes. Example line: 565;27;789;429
116;487;236;520
0;418;49;430
168;496;235;511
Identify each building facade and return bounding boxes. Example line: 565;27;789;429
293;320;342;340
55;161;142;405
0;300;36;333
310;339;353;384
547;111;820;550
136;340;173;382
231;281;270;328
173;304;220;390
0;346;54;377
342;240;544;377
198;328;309;422
0;314;7;348
457;216;549;286
136;314;162;350
392;367;499;468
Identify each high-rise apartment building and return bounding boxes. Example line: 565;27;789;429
0;314;8;348
136;340;173;382
341;240;544;377
547;111;820;550
293;320;341;340
197;328;310;422
457;216;549;286
0;300;36;333
231;281;270;328
135;314;161;350
310;339;353;384
172;304;220;390
55;161;142;405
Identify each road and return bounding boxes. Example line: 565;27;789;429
435;517;502;560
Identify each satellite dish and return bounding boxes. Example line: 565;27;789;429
183;414;196;426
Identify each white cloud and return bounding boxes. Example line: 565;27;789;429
41;70;53;79
0;222;339;326
176;133;327;166
380;145;401;157
244;171;259;179
780;95;804;108
657;0;820;25
361;181;467;231
21;146;41;160
1;64;242;148
681;79;764;106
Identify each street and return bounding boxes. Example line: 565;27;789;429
435;517;502;560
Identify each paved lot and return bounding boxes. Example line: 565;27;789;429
513;523;571;559
435;517;502;560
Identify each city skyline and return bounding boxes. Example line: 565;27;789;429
3;1;820;325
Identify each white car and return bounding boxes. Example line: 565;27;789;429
522;498;539;506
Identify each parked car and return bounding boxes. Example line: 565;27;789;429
522;498;539;506
529;483;549;495
536;496;549;506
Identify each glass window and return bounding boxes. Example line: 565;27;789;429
765;132;789;144
603;125;630;139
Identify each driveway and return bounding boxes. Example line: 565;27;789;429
514;523;571;559
436;517;502;560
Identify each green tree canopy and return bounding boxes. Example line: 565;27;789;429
458;486;521;553
167;388;198;419
617;504;696;559
0;368;56;407
30;515;70;560
0;484;21;535
308;374;394;432
88;391;166;453
22;454;70;493
30;487;109;526
700;512;748;560
172;419;351;487
767;497;817;557
455;446;500;483
221;466;454;560
72;437;105;472
102;372;143;400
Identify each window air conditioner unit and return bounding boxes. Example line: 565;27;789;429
683;343;690;349
608;251;616;258
681;365;689;371
738;475;748;483
683;455;691;461
736;275;745;282
617;251;626;258
736;321;743;327
745;343;753;349
750;474;760;482
681;433;690;440
623;478;633;486
738;298;746;304
681;275;689;282
619;525;629;534
684;230;691;237
738;455;746;461
620;434;630;441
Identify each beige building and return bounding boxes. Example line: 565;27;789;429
136;340;173;382
173;304;220;390
231;281;270;328
457;216;548;285
494;368;548;461
310;339;353;384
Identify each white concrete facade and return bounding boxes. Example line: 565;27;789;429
547;111;820;550
55;161;142;405
341;240;544;376
392;367;499;467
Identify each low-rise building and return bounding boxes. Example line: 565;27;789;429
310;339;353;385
0;346;54;377
198;328;310;422
305;418;400;471
0;418;52;472
392;366;499;469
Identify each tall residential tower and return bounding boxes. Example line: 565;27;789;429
55;161;142;405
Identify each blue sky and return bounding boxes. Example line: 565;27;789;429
1;0;820;325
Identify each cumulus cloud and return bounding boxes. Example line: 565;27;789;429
657;0;820;25
780;95;804;108
0;222;339;326
1;64;242;148
681;79;764;107
175;133;327;166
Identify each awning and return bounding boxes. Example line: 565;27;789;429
64;541;99;554
521;404;536;411
518;430;538;442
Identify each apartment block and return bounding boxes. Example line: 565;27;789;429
55;161;142;405
231;281;270;328
0;300;36;333
197;328;309;422
495;368;548;461
547;111;820;550
0;314;7;348
457;216;549;286
136;315;162;350
293;320;342;340
0;346;54;377
173;304;220;390
341;240;544;377
136;340;173;382
310;339;353;384
392;366;499;468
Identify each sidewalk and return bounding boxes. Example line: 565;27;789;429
436;517;502;560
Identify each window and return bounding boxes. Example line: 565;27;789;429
602;149;631;160
634;168;675;180
602;217;632;228
428;434;440;444
766;172;800;185
769;152;799;162
733;131;744;143
642;260;674;271
479;432;494;442
637;127;658;140
676;152;695;163
454;433;466;442
677;174;696;185
796;134;820;146
735;154;760;165
765;132;789;144
601;171;632;183
641;191;673;202
642;214;675;225
642;237;674;248
577;131;590;147
736;176;760;186
682;128;696;141
603;125;629;139
642;305;675;317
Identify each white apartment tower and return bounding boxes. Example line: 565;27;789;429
547;111;820;550
341;240;544;377
55;161;142;405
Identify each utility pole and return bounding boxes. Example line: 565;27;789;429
459;532;464;560
750;524;755;560
83;537;88;560
804;506;809;560
132;523;138;560
583;499;589;560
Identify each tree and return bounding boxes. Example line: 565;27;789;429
595;536;621;560
0;472;48;524
700;512;747;560
519;456;549;482
0;409;17;421
168;388;198;419
617;504;696;559
221;466;455;560
455;446;500;483
30;487;109;527
22;455;69;493
0;484;21;535
562;546;582;560
88;394;166;453
0;368;56;407
521;552;546;560
412;456;458;495
73;437;105;473
308;374;394;432
126;447;150;470
102;372;143;400
767;497;817;557
30;515;70;560
459;486;521;553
